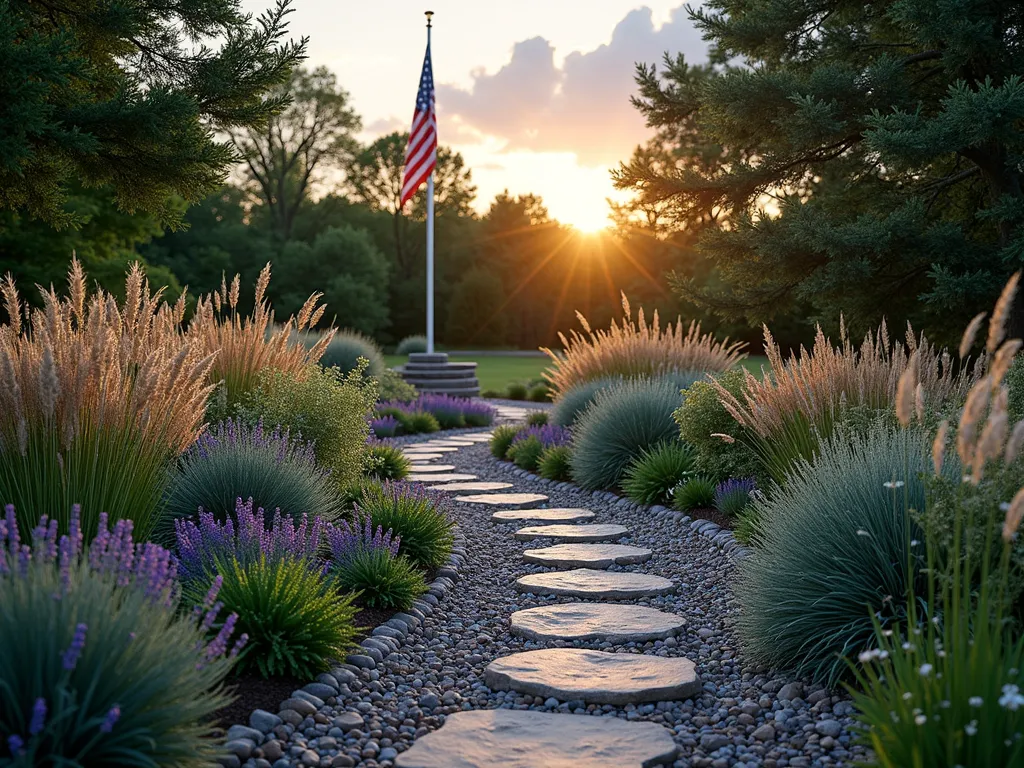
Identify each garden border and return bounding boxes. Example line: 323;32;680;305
217;525;468;766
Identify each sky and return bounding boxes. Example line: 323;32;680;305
241;1;709;230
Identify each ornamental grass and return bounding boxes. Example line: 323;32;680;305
0;260;215;540
541;292;746;395
716;319;978;481
188;263;333;415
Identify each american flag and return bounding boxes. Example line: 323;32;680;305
400;41;437;206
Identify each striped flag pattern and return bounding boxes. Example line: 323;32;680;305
400;40;437;206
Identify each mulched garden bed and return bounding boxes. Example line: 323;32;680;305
684;505;733;529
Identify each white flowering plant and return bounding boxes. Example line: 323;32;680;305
849;275;1024;766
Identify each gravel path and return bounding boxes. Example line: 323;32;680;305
238;424;865;768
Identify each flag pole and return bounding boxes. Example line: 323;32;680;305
425;10;435;355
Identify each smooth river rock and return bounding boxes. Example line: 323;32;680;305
522;543;653;569
513;523;629;543
484;648;701;704
491;507;595;523
393;709;678;768
427;481;513;492
510;603;685;643
407;473;478;483
455;492;549;508
406;464;456;472
515;568;675;599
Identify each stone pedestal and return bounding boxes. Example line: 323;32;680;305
396;352;480;397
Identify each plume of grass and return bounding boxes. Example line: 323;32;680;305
189;263;333;414
0;260;215;540
541;292;746;395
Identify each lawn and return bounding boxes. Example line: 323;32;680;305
385;353;770;393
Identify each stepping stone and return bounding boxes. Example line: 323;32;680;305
427;481;513;492
393;709;678;768
407;473;477;483
511;603;685;643
484;648;701;705
523;543;653;569
492;508;595;523
427;440;474;447
404;446;459;453
515;569;675;599
460;434;493;442
406;464;456;472
400;453;445;461
514;523;629;543
455;493;548;509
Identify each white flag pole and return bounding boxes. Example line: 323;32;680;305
425;10;435;355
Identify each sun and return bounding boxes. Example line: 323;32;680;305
558;206;610;234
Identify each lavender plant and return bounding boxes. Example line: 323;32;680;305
165;418;344;529
714;478;757;518
0;506;243;766
356;482;454;569
328;514;426;609
370;415;400;438
416;393;466;429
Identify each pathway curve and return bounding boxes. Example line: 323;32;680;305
247;410;864;768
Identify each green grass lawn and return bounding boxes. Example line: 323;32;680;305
385;353;770;393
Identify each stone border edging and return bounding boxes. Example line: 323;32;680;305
502;465;752;562
217;525;468;767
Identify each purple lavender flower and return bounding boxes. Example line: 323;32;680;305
369;415;400;438
62;623;88;670
205;612;239;659
191;418;322;470
713;478;757;516
229;633;249;659
28;697;46;736
175;498;326;584
416;393;466;424
511;424;571;449
327;513;400;568
7;735;24;755
99;705;120;733
460;399;497;426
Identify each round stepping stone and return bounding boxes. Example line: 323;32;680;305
511;603;685;643
404;446;459;453
406;464;456;472
426;441;474;447
427;481;513;492
492;508;595;523
400;453;445;461
393;709;678;768
407;473;477;483
513;523;629;543
515;569;675;599
484;648;701;705
455;493;548;508
522;543;653;569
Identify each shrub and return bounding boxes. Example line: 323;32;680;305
365;440;411;481
189;264;331;416
396;334;428;355
481;389;502;398
526;411;549;426
541;292;746;395
164;419;344;530
319;329;385;378
672;475;716;510
0;261;214;541
734;425;938;684
356;482;454;569
528;383;550;402
675;370;761;483
340;478;384;510
538;445;573;481
569;377;682;490
490;425;522;459
462;399;497;427
238;362;377;488
733;506;761;545
378;368;417;402
406;411;440;433
506;382;528;400
549;376;621;426
370;415;400;438
622;442;695;505
508;435;545;471
714;478;756;518
0;507;241;766
417;394;466;429
328;515;426;610
716;322;976;482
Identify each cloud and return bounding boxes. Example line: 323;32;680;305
436;5;707;166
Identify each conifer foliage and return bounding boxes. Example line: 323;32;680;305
0;0;306;227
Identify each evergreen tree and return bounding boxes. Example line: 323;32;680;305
621;1;1024;342
0;0;304;228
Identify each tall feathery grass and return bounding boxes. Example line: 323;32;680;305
0;260;215;539
541;293;746;395
189;263;333;414
716;320;979;481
